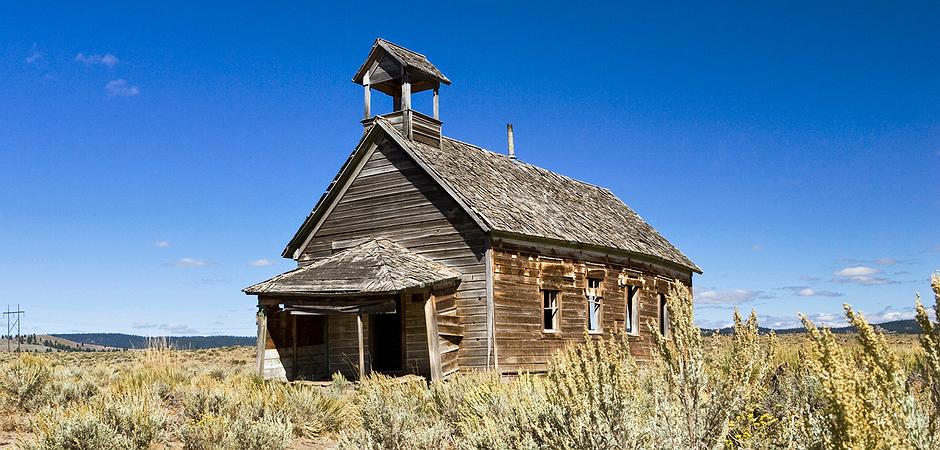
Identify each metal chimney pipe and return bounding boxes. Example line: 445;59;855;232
507;123;516;159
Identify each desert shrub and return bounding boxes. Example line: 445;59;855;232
0;354;53;411
26;406;124;450
98;391;168;449
648;283;775;450
181;414;230;450
538;334;651;449
450;373;548;450
182;378;231;421
230;413;294;450
50;369;99;405
338;374;452;450
801;301;937;449
282;384;353;438
915;272;940;432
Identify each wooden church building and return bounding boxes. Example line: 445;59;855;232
244;39;700;381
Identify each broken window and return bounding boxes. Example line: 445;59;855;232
542;290;559;332
625;285;639;335
658;292;670;338
587;278;602;332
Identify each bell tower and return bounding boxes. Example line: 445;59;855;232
353;39;450;147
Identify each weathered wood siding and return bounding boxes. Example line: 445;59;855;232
403;295;431;377
327;314;371;379
492;239;693;374
298;137;488;372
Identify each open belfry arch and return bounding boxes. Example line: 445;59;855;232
245;38;700;382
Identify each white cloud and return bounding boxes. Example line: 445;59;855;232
777;286;844;298
695;288;765;305
153;240;170;248
105;79;139;97
835;266;879;277
132;322;201;335
874;258;898;266
832;265;895;285
249;258;274;267
75;52;119;67
751;244;763;252
170;258;208;268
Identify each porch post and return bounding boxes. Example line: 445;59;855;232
255;305;267;377
425;294;443;381
357;313;365;380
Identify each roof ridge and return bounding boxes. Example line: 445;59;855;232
376;38;428;58
440;135;614;193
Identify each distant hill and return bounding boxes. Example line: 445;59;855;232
703;319;922;335
51;333;255;350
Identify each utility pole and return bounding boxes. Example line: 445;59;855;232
3;305;25;352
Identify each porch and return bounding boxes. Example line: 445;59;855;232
244;239;462;381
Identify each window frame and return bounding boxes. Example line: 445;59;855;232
541;290;560;333
625;285;640;336
586;278;603;334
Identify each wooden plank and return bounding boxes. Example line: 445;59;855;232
357;314;365;380
425;295;443;381
255;309;267;376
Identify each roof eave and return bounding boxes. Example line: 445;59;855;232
490;230;702;275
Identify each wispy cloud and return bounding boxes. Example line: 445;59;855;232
168;258;208;268
249;258;274;267
25;43;43;64
874;258;898;266
777;286;844;298
751;244;763;252
695;288;767;305
105;79;139;97
132;322;201;335
831;265;896;285
153;240;170;248
75;52;119;67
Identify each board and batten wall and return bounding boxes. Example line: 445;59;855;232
298;137;489;373
491;239;694;374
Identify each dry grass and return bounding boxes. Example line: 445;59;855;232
1;274;936;449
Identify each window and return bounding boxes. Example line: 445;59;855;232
587;278;602;332
542;290;559;332
625;285;639;335
658;293;670;338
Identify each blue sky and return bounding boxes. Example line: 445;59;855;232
1;2;938;335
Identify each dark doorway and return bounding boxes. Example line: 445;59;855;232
370;298;403;372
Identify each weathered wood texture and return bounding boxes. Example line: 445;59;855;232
298;138;488;373
492;240;693;374
262;310;329;381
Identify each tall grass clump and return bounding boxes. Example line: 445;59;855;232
915;272;940;432
800;283;939;449
539;333;651;449
649;282;775;450
338;374;452;450
444;372;547;449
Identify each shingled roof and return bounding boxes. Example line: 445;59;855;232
246;238;462;296
397;130;701;273
353;38;451;86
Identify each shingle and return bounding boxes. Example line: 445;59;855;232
245;238;462;295
405;136;701;273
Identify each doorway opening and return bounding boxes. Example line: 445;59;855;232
370;298;403;372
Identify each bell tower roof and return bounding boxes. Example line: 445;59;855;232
352;39;450;95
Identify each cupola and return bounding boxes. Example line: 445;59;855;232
353;39;449;147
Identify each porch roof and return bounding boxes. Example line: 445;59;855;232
243;238;461;296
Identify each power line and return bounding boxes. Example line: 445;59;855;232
3;305;25;352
